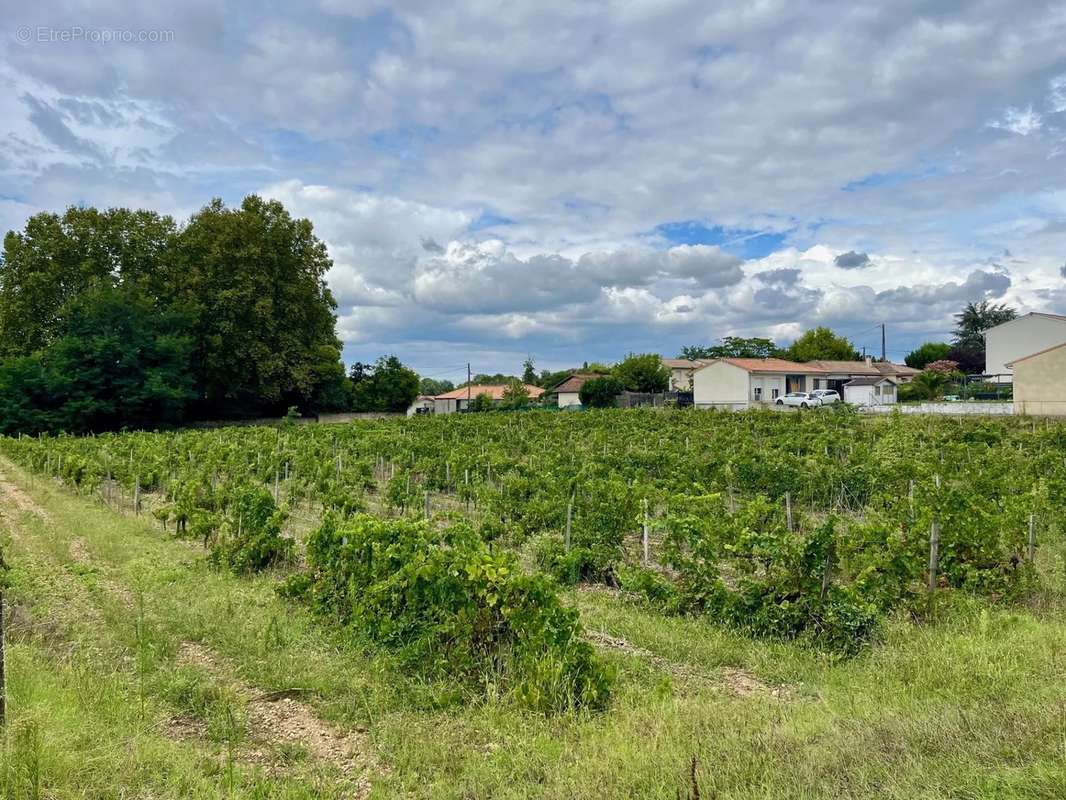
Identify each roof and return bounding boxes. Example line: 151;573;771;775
662;358;711;369
697;357;916;377
707;358;831;374
435;383;545;401
844;376;898;387
812;359;882;375
984;311;1066;335
551;373;600;393
1005;341;1066;367
874;361;920;377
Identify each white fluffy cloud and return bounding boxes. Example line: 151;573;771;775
2;2;1066;376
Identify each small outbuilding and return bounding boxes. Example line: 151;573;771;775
1007;343;1066;415
843;376;898;406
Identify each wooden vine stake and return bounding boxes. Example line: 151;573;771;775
564;493;574;552
641;499;650;566
1027;513;1036;562
785;492;794;532
424;491;431;520
927;520;940;594
133;475;141;516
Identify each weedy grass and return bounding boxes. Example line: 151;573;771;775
0;457;1065;798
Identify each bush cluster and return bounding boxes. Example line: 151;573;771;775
285;514;613;712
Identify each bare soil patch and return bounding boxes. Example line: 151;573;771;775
175;641;380;792
585;629;790;699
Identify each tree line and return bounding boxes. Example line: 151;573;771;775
0;198;355;435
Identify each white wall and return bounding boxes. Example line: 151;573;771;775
558;391;581;408
844;385;875;406
693;362;750;407
985;314;1066;379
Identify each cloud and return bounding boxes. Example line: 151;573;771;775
833;251;872;270
1060;261;1066;279
2;3;1066;375
987;105;1043;136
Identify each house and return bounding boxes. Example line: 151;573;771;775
406;396;435;416
432;383;545;414
843;376;898;406
550;373;599;408
692;357;918;409
1006;343;1066;415
661;358;711;391
984;312;1066;381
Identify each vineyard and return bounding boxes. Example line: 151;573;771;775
1;408;1065;797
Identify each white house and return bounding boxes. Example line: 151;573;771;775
406;396;435;416
984;312;1066;381
842;376;898;406
693;357;915;409
692;358;826;409
661;358;711;391
549;373;598;408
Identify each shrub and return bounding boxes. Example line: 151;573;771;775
288;514;613;712
579;376;624;408
210;483;293;573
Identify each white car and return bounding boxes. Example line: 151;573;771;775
776;391;820;408
811;389;841;405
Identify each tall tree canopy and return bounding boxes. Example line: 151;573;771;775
680;337;781;360
170;196;345;416
0;196;350;432
784;327;859;362
904;342;952;370
953;301;1016;350
0;207;176;357
613;353;670;392
351;356;420;412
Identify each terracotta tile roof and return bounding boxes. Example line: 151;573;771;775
699;358;917;376
434;383;545;401
662;358;711;369
551;373;600;393
715;358;827;374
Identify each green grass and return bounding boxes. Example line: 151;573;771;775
1;458;1065;798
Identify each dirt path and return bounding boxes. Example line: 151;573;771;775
0;464;53;523
586;629;791;699
176;642;382;795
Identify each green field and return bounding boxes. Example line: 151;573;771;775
1;409;1065;798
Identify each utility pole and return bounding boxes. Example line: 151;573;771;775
881;323;886;362
467;363;472;407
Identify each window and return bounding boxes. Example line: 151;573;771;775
771;388;780;399
753;386;762;401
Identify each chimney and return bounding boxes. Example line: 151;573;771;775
865;356;872;367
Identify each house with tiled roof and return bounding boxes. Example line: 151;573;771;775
549;373;600;408
692;357;917;409
432;383;545;414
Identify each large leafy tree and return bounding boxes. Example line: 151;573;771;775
419;377;455;396
351;356;420;412
168;196;345;416
613;353;670;392
0;284;195;435
953;301;1016;350
949;301;1016;374
0;207;176;357
904;342;951;369
680;337;781;360
784;327;859;362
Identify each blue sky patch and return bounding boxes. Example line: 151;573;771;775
653;220;789;259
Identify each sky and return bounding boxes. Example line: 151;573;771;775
3;1;1066;383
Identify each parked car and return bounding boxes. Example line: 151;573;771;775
811;389;841;405
776;391;820;408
